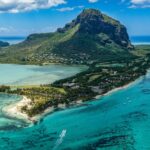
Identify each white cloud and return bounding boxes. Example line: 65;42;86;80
57;6;84;12
57;7;75;12
129;4;150;8
0;0;66;13
130;0;150;8
88;0;99;3
0;26;14;32
131;0;150;4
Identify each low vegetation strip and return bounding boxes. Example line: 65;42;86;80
1;54;150;118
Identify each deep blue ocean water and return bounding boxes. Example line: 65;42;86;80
131;36;150;45
0;36;25;44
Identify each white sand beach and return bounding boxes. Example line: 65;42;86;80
95;76;143;99
3;76;143;123
3;95;57;123
2;96;33;122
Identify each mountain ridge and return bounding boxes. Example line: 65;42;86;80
0;8;134;65
57;9;132;48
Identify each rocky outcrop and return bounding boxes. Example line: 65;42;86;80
58;9;133;49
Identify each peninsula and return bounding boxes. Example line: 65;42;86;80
0;9;150;122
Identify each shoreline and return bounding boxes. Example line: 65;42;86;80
2;96;56;123
96;76;143;99
3;76;143;124
2;96;33;123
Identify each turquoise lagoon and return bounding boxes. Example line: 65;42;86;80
0;64;86;133
0;64;87;85
0;65;150;149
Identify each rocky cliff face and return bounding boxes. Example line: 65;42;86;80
58;9;133;49
0;9;134;65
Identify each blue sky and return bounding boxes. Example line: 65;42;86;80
0;0;149;36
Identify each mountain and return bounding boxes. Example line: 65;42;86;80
0;9;134;65
57;9;132;48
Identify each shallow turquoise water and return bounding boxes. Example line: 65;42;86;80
0;64;86;85
0;64;86;134
0;94;28;130
0;68;150;149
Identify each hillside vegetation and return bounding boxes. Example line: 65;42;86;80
0;9;134;65
0;9;150;117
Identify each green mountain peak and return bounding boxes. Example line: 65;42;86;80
0;8;134;65
58;8;133;48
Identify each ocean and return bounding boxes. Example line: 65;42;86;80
0;69;150;149
0;36;25;44
130;36;150;45
0;64;87;143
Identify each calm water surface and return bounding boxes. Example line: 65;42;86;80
0;64;87;133
131;36;150;45
0;66;150;149
0;64;87;86
0;36;25;44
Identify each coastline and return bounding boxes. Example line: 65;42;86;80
2;96;56;123
96;76;143;99
3;96;84;124
3;76;143;124
2;96;33;123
